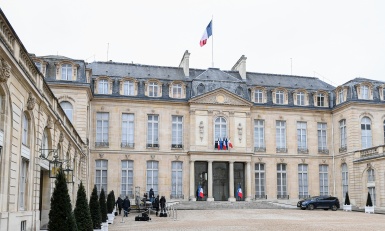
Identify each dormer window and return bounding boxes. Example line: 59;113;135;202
339;89;344;104
98;79;109;94
316;93;325;107
276;90;284;104
361;85;369;99
61;64;72;80
254;89;263;103
297;92;305;106
123;80;134;96
172;84;182;98
236;86;244;97
149;82;158;97
197;84;205;95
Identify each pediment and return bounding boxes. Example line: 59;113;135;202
189;88;253;106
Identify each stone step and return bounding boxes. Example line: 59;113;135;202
171;201;295;210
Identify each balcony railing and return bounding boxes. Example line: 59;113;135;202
297;148;309;154
171;144;183;149
277;194;289;199
276;148;287;153
318;148;329;154
298;194;311;199
121;142;135;148
254;147;266;152
339;146;347;153
147;143;159;148
255;194;267;200
95;142;109;148
170;194;184;199
354;145;385;162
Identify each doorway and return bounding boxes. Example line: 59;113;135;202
213;162;229;201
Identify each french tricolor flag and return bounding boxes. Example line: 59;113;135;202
199;186;204;198
237;185;243;199
199;20;213;47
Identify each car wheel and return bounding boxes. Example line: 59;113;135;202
308;204;315;210
331;205;337;211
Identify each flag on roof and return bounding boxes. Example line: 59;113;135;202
199;20;213;47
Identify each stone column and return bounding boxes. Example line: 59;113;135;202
207;161;214;201
189;160;196;201
228;161;235;202
246;161;252;201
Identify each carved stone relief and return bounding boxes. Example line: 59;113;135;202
237;123;243;142
0;58;10;82
27;92;36;110
47;116;53;129
59;131;64;143
199;121;204;141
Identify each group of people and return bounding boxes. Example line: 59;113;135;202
115;188;167;217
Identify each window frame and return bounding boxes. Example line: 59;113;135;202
171;161;183;198
254;89;263;103
319;164;329;196
123;80;135;96
275;90;284;104
147;114;159;147
172;83;183;98
297;122;307;150
61;64;72;81
121;113;135;148
22;113;29;147
96;112;109;146
339;120;347;149
148;82;159;97
146;161;159;195
255;163;265;198
276;121;286;150
361;117;372;149
172;115;183;148
316;93;325;107
95;159;108;194
342;163;348;200
98;79;109;94
298;164;308;199
254;120;265;150
60;101;73;122
317;122;327;152
277;164;287;197
121;160;134;198
297;91;305;106
19;158;28;210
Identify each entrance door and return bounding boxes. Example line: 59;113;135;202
213;162;229;201
195;162;208;201
234;162;245;201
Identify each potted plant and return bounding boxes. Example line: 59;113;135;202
365;192;374;214
89;185;102;230
343;192;352;211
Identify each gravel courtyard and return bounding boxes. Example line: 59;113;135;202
108;209;385;231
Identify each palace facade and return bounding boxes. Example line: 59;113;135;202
1;8;385;231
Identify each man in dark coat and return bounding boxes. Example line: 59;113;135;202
115;196;123;215
122;196;130;217
160;196;166;214
153;195;160;216
149;188;155;204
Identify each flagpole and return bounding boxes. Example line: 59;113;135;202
211;15;214;68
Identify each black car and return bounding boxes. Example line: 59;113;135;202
297;196;340;211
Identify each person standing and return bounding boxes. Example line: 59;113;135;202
115;196;123;215
153;195;160;216
160;196;166;214
149;188;155;204
122;196;130;217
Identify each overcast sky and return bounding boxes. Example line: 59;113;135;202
2;0;385;86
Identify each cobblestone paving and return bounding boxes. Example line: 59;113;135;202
108;209;385;231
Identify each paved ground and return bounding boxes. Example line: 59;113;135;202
108;209;385;231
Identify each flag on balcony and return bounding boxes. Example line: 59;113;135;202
219;138;223;150
217;138;221;150
228;138;233;148
223;138;228;150
237;185;243;199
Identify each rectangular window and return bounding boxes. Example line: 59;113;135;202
339;90;344;104
95;160;108;194
298;164;308;199
255;163;265;198
254;89;263;103
147;115;159;147
122;113;134;148
277;164;287;198
61;64;72;80
340;120;347;149
317;93;325;107
22;114;28;146
149;82;158;97
276;121;286;150
172;84;182;98
172;116;183;148
21;220;27;231
171;161;183;199
19;159;28;210
123;81;134;96
98;79;108;94
147;161;159;195
361;85;369;99
96;112;109;146
254;120;265;151
297;122;307;150
297;92;304;106
319;165;329;196
342;164;348;199
121;160;133;198
317;123;327;152
276;91;284;104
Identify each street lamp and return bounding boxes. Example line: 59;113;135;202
40;148;73;181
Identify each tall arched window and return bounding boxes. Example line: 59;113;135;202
22;112;29;146
41;129;49;158
60;101;73;122
214;117;227;140
361;117;372;149
171;161;183;198
95;159;108;194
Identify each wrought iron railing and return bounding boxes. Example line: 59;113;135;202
171;144;183;149
277;194;289;199
121;142;135;148
298;194;311;199
255;194;267;199
276;148;288;153
147;143;159;148
297;148;309;154
254;147;266;152
318;148;329;154
170;194;184;199
95;142;109;148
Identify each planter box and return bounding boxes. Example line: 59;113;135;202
365;206;374;214
107;213;114;224
343;204;352;211
102;222;108;231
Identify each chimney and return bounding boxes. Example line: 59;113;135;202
231;55;247;80
179;50;190;77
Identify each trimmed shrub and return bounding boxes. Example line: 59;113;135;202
74;181;93;231
99;188;108;222
89;185;101;229
107;191;114;213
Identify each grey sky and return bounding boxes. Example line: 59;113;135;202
2;0;385;86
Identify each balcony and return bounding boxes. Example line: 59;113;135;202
298;194;311;199
354;145;385;162
95;142;109;148
147;143;159;148
255;194;267;200
277;194;289;199
121;142;135;148
297;148;309;154
339;146;347;153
